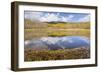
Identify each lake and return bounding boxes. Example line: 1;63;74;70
25;36;90;50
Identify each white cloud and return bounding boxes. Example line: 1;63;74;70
24;40;31;45
25;12;75;22
25;11;90;22
68;15;74;19
78;15;90;22
61;15;74;22
40;13;60;22
40;13;74;22
61;17;68;22
25;11;43;21
61;37;73;43
41;37;74;45
41;37;60;44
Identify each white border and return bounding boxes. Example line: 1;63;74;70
18;5;96;68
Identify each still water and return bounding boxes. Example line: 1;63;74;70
25;36;90;50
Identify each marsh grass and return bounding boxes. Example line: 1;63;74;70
24;48;90;61
47;22;90;29
24;19;90;40
47;29;90;37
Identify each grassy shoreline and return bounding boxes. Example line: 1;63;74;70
24;48;90;61
24;20;90;40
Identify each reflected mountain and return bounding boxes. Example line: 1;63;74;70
25;36;90;50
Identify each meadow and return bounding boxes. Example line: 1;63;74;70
24;19;90;40
24;19;90;61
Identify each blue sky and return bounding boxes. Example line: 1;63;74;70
24;11;90;22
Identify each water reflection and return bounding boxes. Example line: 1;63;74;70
25;36;90;50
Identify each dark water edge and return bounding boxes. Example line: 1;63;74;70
24;47;90;61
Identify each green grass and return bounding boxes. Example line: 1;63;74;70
48;29;90;37
24;19;90;29
47;22;90;29
24;48;90;61
25;29;90;40
24;19;90;40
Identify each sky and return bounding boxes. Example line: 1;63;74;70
24;11;90;22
